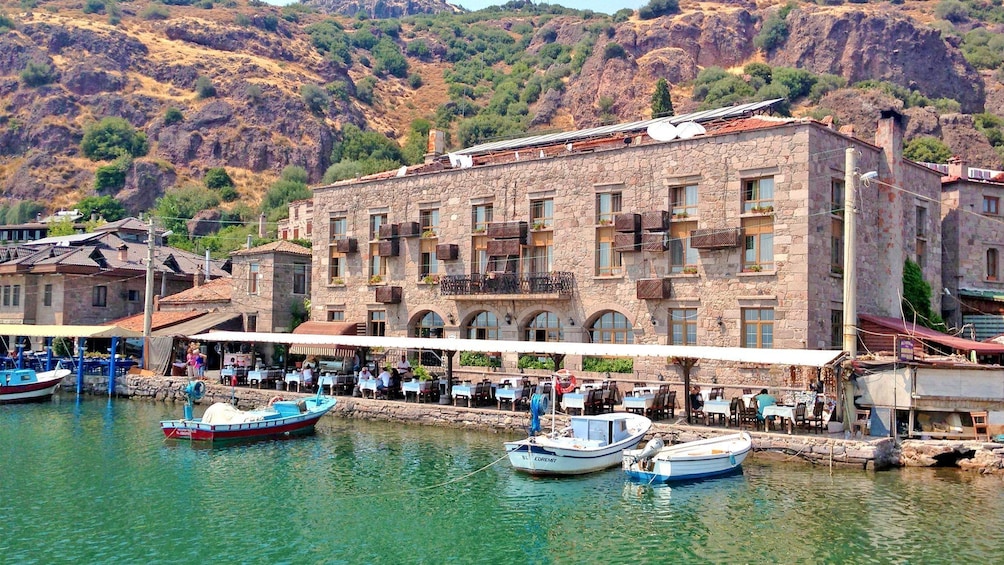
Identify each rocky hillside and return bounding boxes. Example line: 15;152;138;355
0;0;999;224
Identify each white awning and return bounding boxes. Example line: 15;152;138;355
0;324;144;339
191;331;846;368
151;312;243;338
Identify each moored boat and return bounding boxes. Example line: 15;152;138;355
622;432;752;483
0;367;71;404
505;409;653;475
161;381;337;443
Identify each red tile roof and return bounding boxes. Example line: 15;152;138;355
107;310;207;332
159;277;233;305
229;240;311;257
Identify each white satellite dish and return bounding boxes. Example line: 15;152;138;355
646;121;678;142
676;122;707;140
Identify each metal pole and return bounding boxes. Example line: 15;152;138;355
46;337;52;372
143;218;155;369
76;337;86;395
842;148;858;357
108;335;118;397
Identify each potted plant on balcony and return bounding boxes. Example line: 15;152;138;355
331;277;345;286
369;274;383;284
531;221;547;231
422;229;437;238
747;264;763;273
598;218;613;226
421;274;440;285
672;211;689;219
472;226;486;234
682;266;698;275
413;365;434;381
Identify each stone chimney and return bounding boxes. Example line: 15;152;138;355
117;244;128;262
873;108;906;318
258;213;266;238
947;155;968;180
425;129;446;164
193;271;202;288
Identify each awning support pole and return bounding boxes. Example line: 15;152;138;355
76;338;86;395
108;336;118;397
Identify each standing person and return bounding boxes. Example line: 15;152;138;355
195;350;205;379
396;354;412;377
186;346;198;378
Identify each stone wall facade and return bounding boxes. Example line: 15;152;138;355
307;115;942;390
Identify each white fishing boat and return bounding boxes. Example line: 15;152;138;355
504;378;652;475
622;432;752;483
0;367;71;404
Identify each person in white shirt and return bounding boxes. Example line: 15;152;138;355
377;367;392;394
396;354;412;375
358;365;372;382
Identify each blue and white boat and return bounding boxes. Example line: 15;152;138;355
505;410;652;476
622;432;752;483
0;367;71;404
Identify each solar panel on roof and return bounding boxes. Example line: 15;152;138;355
456;99;782;155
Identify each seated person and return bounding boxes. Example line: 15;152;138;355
358;365;373;382
302;363;313;387
755;388;777;420
689;385;704;412
396;354;412;377
377;367;392;394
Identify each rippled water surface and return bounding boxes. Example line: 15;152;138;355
3;396;1004;564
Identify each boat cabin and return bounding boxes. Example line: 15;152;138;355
1;369;38;386
570;415;632;447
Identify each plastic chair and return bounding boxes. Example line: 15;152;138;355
972;411;990;441
851;409;871;437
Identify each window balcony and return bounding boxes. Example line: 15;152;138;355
690;227;742;249
440;272;574;299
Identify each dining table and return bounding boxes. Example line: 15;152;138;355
622;393;655;414
761;404;797;434
359;378;378;398
402;379;433;401
561;392;586;414
495;386;524;410
703;399;732;425
284;372;302;392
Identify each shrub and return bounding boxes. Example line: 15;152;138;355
261;179;310;216
517;355;554;371
355;76;377;104
93;155;131;191
405;39;431;60
372;38;408;78
20;62;56;87
772;67;816;100
163;107;183;125
935;0;968;23
300;83;329;114
75;195;126;222
602;42;627;61
582;357;634;373
613;8;633;22
5;201;44;224
744;62;773;84
0;11;15;33
195;76;216;99
330;124;402;163
903;136;953;163
81;117;148;161
83;0;105;14
754;10;790;52
407;73;423;89
322;159;400;183
218;185;238;202
153;184;221;235
808;73;847;103
140;4;169;20
460;351;500;368
245;84;263;104
651;78;674;118
638;0;679;19
204;167;234;190
106;1;121;25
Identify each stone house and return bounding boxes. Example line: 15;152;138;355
306;101;943;385
276;199;313;242
935;158;1004;339
227;240;312;334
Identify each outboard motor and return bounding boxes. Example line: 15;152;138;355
634;437;665;463
183;380;206;420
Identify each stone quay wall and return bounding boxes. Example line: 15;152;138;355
73;375;1002;473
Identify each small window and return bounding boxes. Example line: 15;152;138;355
248;263;260;295
831;179;845;216
329;217;347;240
127;290;140;302
743;177;774;213
984;196;999;215
742;308;774;348
293;264;309;295
327;309;345;322
671;184;698;218
245;314;257;332
989;248;999;281
595;192;622;224
43;284;52;307
92;286;107;307
669;308;697;346
472;204;493;233
2;285;9;307
530;198;554;229
369;310;386;336
831;310;843;349
420;208;440;237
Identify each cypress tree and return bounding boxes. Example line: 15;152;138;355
651;78;674;118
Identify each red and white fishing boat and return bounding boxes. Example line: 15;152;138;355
0;367;71;404
161;381;337;443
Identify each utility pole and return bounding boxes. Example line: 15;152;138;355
143;218;155;368
842;148;858;357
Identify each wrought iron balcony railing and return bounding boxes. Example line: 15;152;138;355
440;272;574;297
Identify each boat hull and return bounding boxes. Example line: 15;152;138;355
0;369;69;404
505;413;652;476
161;398;336;443
623;432;752;483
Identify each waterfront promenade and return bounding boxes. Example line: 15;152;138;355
69;372;1004;474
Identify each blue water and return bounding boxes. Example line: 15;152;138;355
2;396;1004;563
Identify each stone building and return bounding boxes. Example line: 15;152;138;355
936;158;1004;338
307;102;943;383
228;240;312;334
276;199;313;241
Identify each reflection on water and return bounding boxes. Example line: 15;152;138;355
3;396;1004;563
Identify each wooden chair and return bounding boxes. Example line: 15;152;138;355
711;386;725;401
851;409;871;437
740;397;760;431
794;403;807;432
742;388;753;395
665;391;677;419
646;392;664;421
804;401;825;434
971;411;990;441
729;396;742;427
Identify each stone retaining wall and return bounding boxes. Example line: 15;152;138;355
70;375;1001;473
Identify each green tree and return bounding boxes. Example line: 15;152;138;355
75;195;126;221
300;83;329;114
153;184;221;235
5;201;44;224
902;259;946;331
904;136;953;163
331;124;402;163
280;165;309;184
0;11;16;33
754;4;795;53
46;218;76;237
195;75;216;99
93;154;132;191
163;107;183;125
651;78;674;118
638;0;679;19
81;117;148;161
204;167;234;190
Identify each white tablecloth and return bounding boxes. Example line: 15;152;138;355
633;386;660;396
762;405;797;432
403;380;433;394
623;394;654;412
359;379;378;397
562;392;586;411
496;387;524;402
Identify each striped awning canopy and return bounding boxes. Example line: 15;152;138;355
0;324;143;338
289;321;359;357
